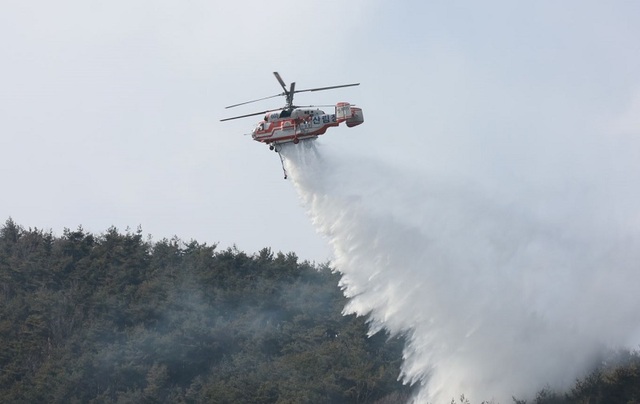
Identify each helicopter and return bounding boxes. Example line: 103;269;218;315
221;72;364;151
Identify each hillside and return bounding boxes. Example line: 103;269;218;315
2;218;639;403
0;219;412;403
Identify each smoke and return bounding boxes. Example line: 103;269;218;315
280;141;640;403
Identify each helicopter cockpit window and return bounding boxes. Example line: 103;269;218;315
279;110;292;118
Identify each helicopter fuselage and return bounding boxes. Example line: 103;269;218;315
252;102;363;145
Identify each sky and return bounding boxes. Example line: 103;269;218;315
3;0;640;401
2;1;639;263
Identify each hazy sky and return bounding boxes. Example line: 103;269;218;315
2;1;639;263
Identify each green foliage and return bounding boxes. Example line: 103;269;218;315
548;349;640;404
0;219;412;403
514;352;640;404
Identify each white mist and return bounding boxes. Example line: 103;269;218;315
280;141;640;403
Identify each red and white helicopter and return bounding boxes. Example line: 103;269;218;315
221;72;364;151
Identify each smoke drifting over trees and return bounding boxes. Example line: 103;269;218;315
2;209;640;403
0;219;411;403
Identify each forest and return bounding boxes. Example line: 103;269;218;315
0;218;412;403
1;218;639;403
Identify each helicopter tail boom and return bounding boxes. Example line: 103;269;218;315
335;102;364;127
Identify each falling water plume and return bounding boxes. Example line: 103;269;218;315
279;140;640;403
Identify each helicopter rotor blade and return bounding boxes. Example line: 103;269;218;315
287;82;296;106
293;104;336;108
220;109;277;122
294;83;360;94
225;93;283;109
222;74;359;117
273;72;288;93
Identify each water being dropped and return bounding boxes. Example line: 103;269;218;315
280;141;640;403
